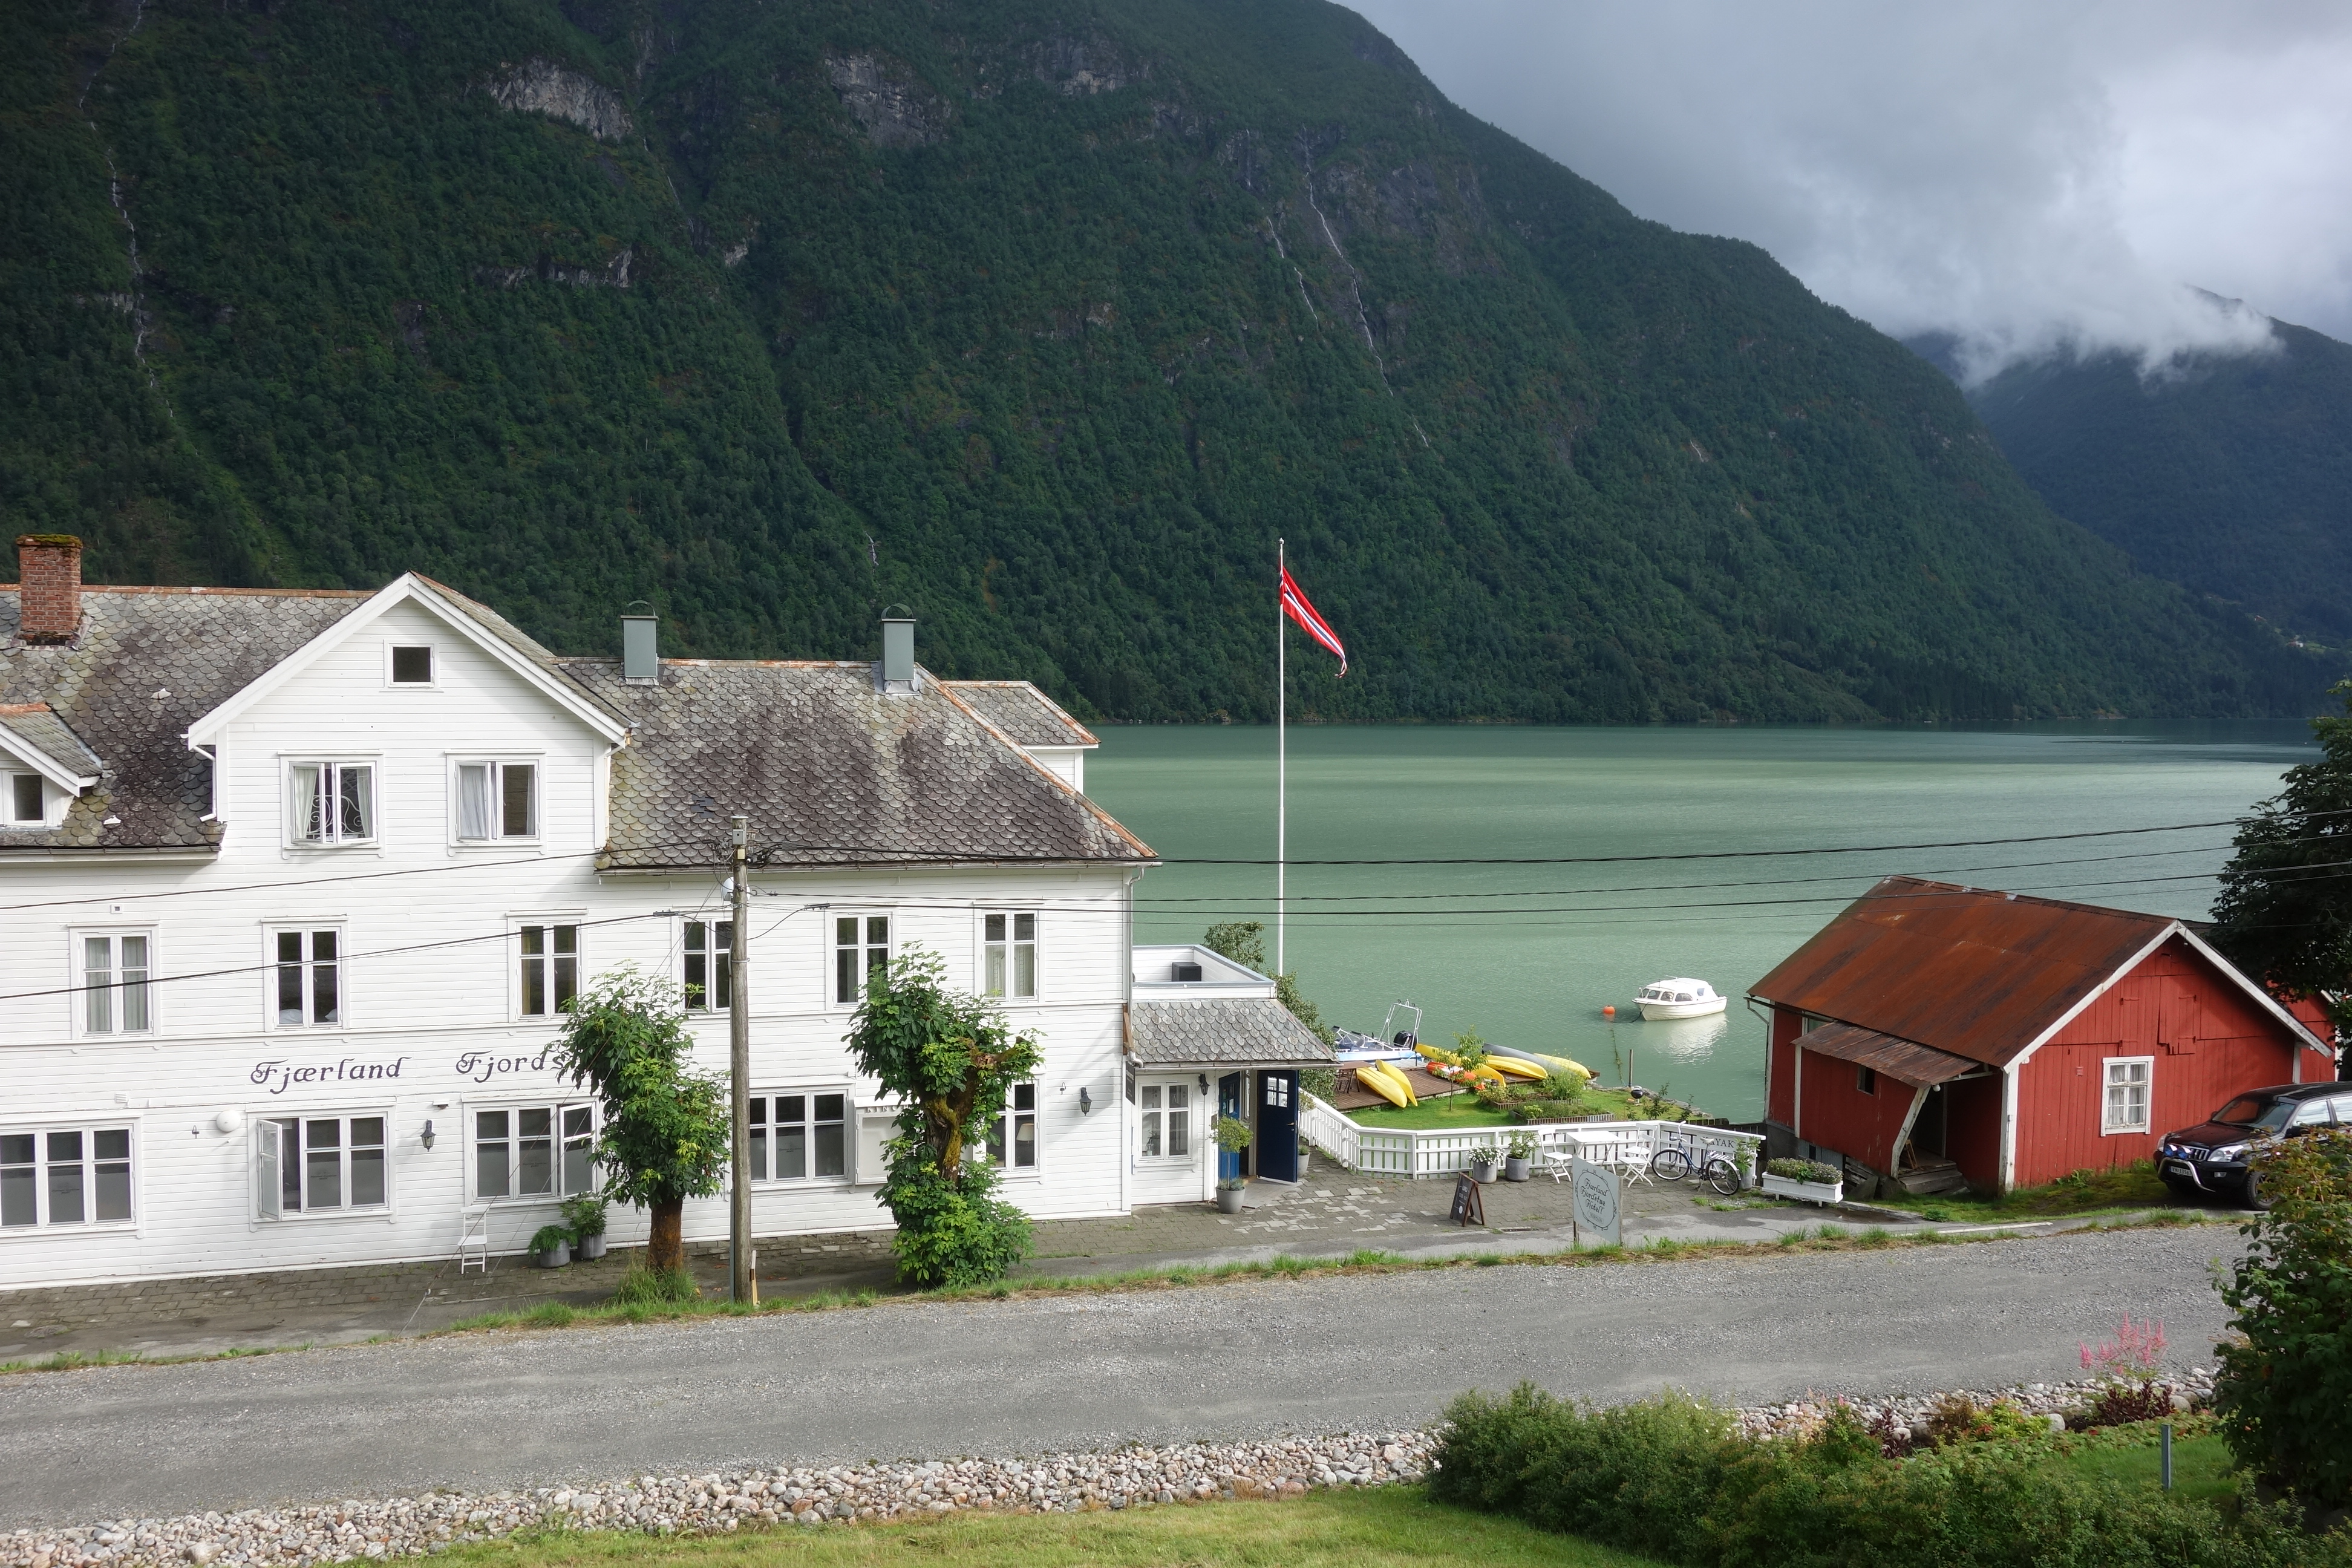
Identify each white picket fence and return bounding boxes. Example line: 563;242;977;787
1301;1094;1764;1183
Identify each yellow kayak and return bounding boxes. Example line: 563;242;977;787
1516;1051;1594;1085
1353;1060;1410;1108
1370;1057;1421;1106
1486;1056;1549;1081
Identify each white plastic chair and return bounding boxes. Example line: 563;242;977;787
457;1206;491;1274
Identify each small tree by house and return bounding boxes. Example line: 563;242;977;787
2212;1125;2352;1509
552;966;730;1277
846;952;1041;1288
2210;678;2352;1048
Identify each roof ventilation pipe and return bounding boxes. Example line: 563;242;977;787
880;605;917;696
621;600;659;685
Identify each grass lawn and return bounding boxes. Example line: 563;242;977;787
1350;1085;1650;1132
1865;1161;2200;1225
434;1488;1658;1568
2057;1434;2238;1504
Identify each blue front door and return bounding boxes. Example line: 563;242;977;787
1218;1073;1246;1181
1258;1070;1299;1181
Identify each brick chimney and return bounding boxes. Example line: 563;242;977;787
15;534;84;644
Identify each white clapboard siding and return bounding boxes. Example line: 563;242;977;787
0;601;1139;1289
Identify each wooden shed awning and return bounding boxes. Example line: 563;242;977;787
1795;1021;1981;1088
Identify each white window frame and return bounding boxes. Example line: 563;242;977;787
831;911;892;1007
514;918;581;1020
2;1121;136;1233
385;641;438;689
979;1080;1039;1177
449;756;541;846
251;1111;391;1221
747;1089;852;1184
71;927;155;1038
284;757;379;849
467;1101;598;1204
980;910;1038;1001
683;918;734;1012
5;771;60;828
265;924;347;1030
1136;1078;1196;1162
2101;1056;2154;1135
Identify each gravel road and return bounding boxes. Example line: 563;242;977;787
0;1227;2244;1528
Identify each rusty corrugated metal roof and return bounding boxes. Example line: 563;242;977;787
1792;1020;1983;1086
1751;876;2177;1067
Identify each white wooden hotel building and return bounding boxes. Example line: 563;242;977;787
0;536;1325;1289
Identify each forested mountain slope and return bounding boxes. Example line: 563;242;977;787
2;0;2328;720
1961;320;2352;648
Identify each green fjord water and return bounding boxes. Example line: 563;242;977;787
1089;723;2319;1123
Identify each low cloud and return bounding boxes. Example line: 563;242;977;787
1351;1;2352;376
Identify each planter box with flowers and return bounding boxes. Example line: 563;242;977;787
1761;1158;1844;1206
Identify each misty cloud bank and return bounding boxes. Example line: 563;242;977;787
1353;0;2352;377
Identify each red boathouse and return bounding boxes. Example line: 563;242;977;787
1751;877;2338;1197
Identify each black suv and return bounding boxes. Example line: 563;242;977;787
2158;1083;2351;1207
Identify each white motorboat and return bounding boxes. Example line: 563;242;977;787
1333;1000;1425;1064
1634;978;1728;1021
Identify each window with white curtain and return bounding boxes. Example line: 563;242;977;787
2;1127;134;1227
1138;1081;1192;1160
289;762;374;845
982;912;1036;999
2102;1057;2154;1134
454;760;537;841
471;1105;596;1200
76;932;152;1035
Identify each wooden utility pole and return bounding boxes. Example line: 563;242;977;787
728;814;753;1302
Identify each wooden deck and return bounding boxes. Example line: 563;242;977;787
1330;1065;1468;1113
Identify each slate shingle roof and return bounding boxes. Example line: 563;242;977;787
563;660;1154;869
939;681;1098;749
0;704;102;777
0;587;368;852
1129;998;1334;1067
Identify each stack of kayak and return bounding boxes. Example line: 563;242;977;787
1350;1057;1423;1108
1416;1043;1592;1089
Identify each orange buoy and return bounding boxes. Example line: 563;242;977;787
1602;1004;1615;1018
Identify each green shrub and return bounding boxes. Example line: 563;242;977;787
2215;1126;2352;1508
1430;1383;2352;1568
1767;1158;1841;1184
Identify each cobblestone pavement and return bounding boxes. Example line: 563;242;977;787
0;1164;1861;1363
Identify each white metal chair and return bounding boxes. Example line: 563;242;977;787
457;1206;491;1273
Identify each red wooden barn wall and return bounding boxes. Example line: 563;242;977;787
2011;936;2313;1189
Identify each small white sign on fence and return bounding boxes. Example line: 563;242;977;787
1570;1157;1621;1248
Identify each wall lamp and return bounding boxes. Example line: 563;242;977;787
1078;1086;1094;1116
1197;1074;1209;1094
420;1119;436;1151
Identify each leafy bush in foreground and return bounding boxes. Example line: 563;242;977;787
1430;1385;2352;1568
2215;1126;2352;1508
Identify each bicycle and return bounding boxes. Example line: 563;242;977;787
1649;1143;1745;1195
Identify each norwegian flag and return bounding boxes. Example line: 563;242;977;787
1280;564;1347;676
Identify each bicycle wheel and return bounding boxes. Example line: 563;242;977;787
1703;1156;1743;1197
1650;1147;1693;1182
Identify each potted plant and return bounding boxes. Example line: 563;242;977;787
563;1194;609;1261
1213;1115;1252;1213
1467;1142;1501;1184
529;1223;573;1269
1503;1130;1539;1182
1761;1157;1844;1206
1296;1134;1313;1178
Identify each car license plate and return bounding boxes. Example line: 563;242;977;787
2163;1160;2192;1177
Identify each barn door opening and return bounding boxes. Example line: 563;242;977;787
1914;1085;1948;1158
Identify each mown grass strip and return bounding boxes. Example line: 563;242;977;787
432;1485;1659;1568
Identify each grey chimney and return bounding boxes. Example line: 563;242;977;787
880;607;916;695
621;603;658;684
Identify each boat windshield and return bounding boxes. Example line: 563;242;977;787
2210;1094;2296;1130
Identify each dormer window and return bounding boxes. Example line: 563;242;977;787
8;774;43;824
290;762;374;846
390;645;434;685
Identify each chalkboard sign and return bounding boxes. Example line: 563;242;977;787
1449;1172;1486;1227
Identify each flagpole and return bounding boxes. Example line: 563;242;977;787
1277;537;1286;980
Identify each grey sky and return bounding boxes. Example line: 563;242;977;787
1349;1;2352;374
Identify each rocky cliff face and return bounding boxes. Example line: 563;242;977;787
486;57;633;142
